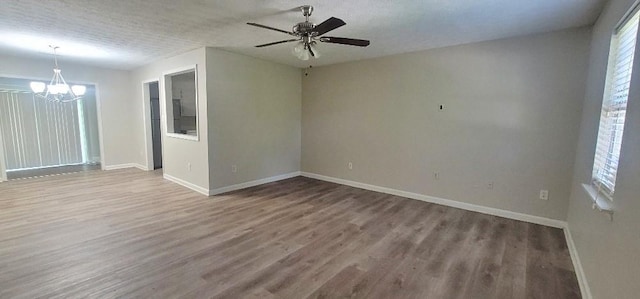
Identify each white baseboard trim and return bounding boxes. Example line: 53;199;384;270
209;171;301;196
103;163;148;171
163;174;210;196
300;172;566;228
163;171;301;197
132;164;149;171
103;164;128;170
564;225;592;299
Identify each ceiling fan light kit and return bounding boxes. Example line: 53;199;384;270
248;5;370;61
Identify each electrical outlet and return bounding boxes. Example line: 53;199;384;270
232;165;237;173
188;162;192;171
487;182;494;190
539;190;549;200
434;172;440;180
348;162;353;170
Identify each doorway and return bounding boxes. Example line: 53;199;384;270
145;81;162;170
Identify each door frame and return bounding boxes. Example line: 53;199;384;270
0;120;6;182
142;78;161;171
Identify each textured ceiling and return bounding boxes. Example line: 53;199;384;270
0;0;605;70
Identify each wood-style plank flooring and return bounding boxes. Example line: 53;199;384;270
0;169;580;298
6;163;101;180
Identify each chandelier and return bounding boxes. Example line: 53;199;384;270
30;46;86;103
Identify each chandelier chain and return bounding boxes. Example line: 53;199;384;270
50;45;60;69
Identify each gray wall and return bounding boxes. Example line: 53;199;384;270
206;48;301;190
302;28;592;220
131;48;210;190
130;47;301;192
567;0;640;298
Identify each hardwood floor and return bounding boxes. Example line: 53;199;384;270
6;163;101;180
0;169;580;298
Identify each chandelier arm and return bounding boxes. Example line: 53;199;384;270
42;69;57;100
58;71;78;99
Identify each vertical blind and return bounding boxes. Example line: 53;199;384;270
592;9;640;198
0;91;85;170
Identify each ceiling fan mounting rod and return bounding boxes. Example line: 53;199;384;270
301;5;313;22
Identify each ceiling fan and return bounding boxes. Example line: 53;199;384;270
247;5;370;60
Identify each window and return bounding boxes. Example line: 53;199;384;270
592;8;640;199
164;66;198;140
0;78;100;170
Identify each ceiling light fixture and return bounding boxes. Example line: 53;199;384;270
292;39;321;61
30;45;86;103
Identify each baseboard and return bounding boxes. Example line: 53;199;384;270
103;163;148;171
163;173;210;196
133;164;150;171
564;225;592;299
300;172;567;228
209;171;301;196
163;171;301;197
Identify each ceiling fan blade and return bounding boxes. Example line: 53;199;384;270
319;37;370;47
255;39;300;48
247;22;295;36
313;17;346;36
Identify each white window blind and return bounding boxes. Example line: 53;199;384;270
0;91;85;170
592;8;640;199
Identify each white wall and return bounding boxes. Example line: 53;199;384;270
566;0;640;298
131;48;209;191
206;48;301;190
0;53;135;168
302;28;592;221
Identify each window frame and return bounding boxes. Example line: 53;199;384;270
162;65;199;142
591;5;640;201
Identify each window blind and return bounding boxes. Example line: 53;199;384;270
0;91;84;170
592;9;640;198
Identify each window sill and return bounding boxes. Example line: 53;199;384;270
581;183;614;220
166;133;199;141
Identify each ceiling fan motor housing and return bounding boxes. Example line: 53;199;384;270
294;22;316;36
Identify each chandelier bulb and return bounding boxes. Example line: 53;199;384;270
72;85;86;96
30;82;46;93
